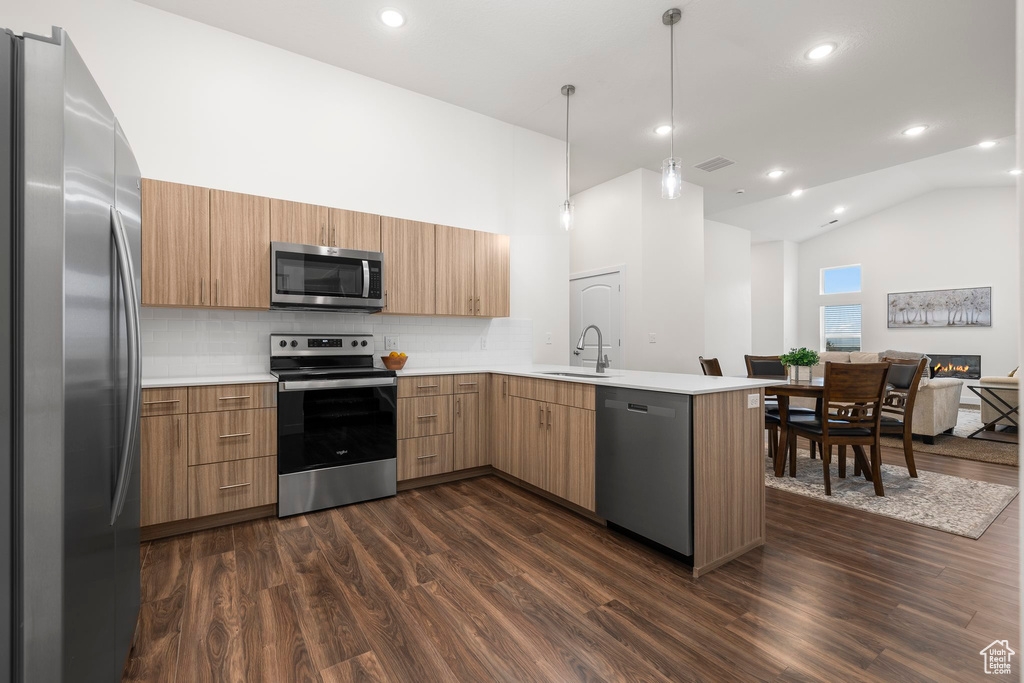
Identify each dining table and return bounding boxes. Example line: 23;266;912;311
757;375;825;477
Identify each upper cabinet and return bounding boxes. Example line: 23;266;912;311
141;179;507;316
381;217;435;315
474;232;510;318
435;225;476;316
142;179;210;307
330;208;381;251
210;190;270;309
270;198;328;247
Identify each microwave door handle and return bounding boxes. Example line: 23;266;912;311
362;260;370;298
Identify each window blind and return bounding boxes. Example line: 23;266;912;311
823;304;862;352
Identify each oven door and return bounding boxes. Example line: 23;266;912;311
277;378;397;475
271;241;384;309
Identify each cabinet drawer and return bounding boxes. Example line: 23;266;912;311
397;396;452;439
397;434;453;481
188;456;277;518
453;374;482;394
506;376;595;410
142;387;187;416
188;408;277;465
398;375;453;398
187;383;277;413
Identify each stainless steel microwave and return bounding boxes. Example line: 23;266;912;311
271;242;385;311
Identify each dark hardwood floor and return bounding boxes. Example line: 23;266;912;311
123;446;1020;682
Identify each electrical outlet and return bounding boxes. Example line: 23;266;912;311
648;333;657;343
384;335;400;351
545;332;552;345
480;337;487;350
747;393;760;409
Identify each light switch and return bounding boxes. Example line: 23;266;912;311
545;332;552;345
747;393;760;409
648;333;657;343
384;336;400;351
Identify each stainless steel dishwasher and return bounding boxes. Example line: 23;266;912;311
596;386;692;556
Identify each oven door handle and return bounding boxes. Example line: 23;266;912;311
279;377;398;392
362;259;370;299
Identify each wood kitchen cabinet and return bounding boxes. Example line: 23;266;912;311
381;217;435;315
474;231;510;317
210;189;271;309
270;198;328;246
487;374;510;472
141;179;210;307
330;208;381;251
454;390;484;470
435;224;477;316
140;413;188;527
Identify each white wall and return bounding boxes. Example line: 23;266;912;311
750;240;800;354
570;168;705;374
8;0;569;365
797;187;1019;400
704;220;752;375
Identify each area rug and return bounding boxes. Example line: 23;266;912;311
879;407;1018;467
765;452;1019;539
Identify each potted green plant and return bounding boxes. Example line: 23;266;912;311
779;347;820;381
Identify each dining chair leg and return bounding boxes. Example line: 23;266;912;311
902;428;918;478
820;440;831;495
788;431;798;477
870;442;884;496
838;444;846;478
853;449;861;477
852;445;872;482
809;440;816;459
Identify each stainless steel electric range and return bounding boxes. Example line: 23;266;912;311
270;333;397;516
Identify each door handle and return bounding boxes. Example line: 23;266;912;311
110;206;141;526
362;260;370;298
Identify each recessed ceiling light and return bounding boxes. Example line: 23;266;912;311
805;43;836;60
379;8;406;27
901;125;928;137
833;206;846;214
978;140;997;149
1009;169;1022;176
654;124;673;135
790;188;804;197
766;169;786;179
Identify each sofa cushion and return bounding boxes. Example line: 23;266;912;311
850;351;881;364
818;352;851;364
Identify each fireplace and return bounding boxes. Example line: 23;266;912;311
928;354;981;379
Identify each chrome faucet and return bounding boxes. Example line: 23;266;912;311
575;324;610;374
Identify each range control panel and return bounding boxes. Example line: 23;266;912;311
270;333;374;356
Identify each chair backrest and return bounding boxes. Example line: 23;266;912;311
822;361;891;435
744;355;786;377
699;356;723;377
880;356;928;424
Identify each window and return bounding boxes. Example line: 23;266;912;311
822;304;862;351
821;264;861;295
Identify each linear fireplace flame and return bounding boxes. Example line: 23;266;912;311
928;354;981;380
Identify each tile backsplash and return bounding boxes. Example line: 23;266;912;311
141;308;533;378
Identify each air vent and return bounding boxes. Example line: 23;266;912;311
694;156;735;172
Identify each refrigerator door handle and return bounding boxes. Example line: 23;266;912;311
110;206;141;525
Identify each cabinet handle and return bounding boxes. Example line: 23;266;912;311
218;395;251;401
321;224;326;245
417;454;438;460
417;384;439;389
457;397;461;416
143;399;180;405
503;378;507;397
215;279;220;306
219;482;251;490
468;297;473;314
218;432;251;439
458;381;477;386
547;407;551;429
417;414;438;419
539;407;544;426
200;277;205;305
177;418;182;448
384;290;388;311
476;297;480;315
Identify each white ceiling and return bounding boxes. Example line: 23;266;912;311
709;136;1018;242
136;0;1015;213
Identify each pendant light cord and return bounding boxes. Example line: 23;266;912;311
669;20;675;160
565;91;571;202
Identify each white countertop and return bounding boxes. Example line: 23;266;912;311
398;364;785;396
141;373;278;389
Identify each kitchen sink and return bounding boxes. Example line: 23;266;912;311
542;371;621;379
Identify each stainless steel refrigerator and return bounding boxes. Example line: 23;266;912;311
1;26;142;681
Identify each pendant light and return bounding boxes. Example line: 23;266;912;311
559;84;575;231
661;8;682;199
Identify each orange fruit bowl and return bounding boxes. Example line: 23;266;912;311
381;355;409;370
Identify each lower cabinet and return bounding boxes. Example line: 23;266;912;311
454;392;483;469
398;434;453;480
140;414;188;526
396;375;487;481
188;456;277;518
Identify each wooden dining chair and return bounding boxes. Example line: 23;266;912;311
871;356;928;478
698;356;723;376
744;354;818;459
786;361;891;496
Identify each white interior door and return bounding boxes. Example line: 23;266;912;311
570;270;622;369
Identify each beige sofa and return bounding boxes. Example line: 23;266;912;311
978;375;1018;428
792;351;964;443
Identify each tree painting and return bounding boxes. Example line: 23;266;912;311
887;287;991;328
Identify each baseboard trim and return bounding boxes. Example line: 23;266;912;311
397;466;492;491
140;504;277;541
490;469;605;523
692;536;764;578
